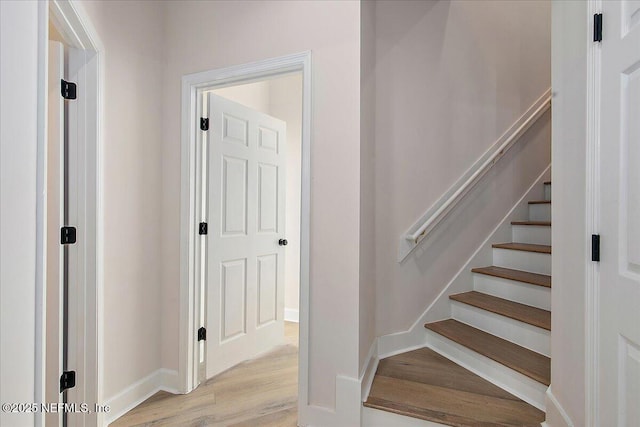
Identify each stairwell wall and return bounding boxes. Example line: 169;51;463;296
372;0;552;337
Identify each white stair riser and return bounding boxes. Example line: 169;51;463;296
512;225;551;246
493;248;551;275
451;303;550;357
529;203;551;221
425;330;547;410
473;275;551;310
363;407;448;427
544;184;551;201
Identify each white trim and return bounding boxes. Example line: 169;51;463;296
360;339;379;402
398;89;552;261
103;369;179;426
584;1;602;426
379;166;551;358
284;308;299;323
35;3;50;426
363;407;449;427
545;388;575;427
179;52;313;420
40;1;104;426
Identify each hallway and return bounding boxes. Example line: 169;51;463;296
112;323;299;426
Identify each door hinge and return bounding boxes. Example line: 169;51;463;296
200;117;209;131
594;13;603;42
60;371;76;392
592;234;600;262
61;79;77;100
199;222;208;235
61;226;77;244
198;327;206;341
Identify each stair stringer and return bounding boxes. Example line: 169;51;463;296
377;164;551;360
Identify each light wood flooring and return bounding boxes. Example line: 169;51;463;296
364;347;545;426
111;322;299;427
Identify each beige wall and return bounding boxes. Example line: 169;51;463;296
161;0;361;410
372;0;552;336
268;75;303;314
359;0;377;372
81;0;166;399
213;80;271;114
548;1;587;425
212;74;303;315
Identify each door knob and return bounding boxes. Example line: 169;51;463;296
279;239;288;246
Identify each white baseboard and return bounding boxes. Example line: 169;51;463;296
363;406;448;427
378;165;551;360
544;388;574;427
284;307;299;323
298;374;361;427
360;339;379;402
104;368;179;425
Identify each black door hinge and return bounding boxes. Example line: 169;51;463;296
199;222;208;235
594;13;603;42
200;118;209;131
61;226;77;244
60;371;76;392
198;327;206;341
592;234;600;262
61;79;77;100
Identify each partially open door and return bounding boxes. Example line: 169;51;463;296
201;93;287;379
598;1;640;424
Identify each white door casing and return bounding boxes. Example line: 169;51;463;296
46;40;65;427
598;1;640;425
205;93;286;378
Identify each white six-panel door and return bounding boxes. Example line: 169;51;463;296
599;1;640;425
205;93;286;378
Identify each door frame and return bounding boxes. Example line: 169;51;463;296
585;0;601;425
36;1;104;425
179;52;312;409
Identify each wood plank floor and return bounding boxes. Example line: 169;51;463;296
111;322;299;427
364;347;545;427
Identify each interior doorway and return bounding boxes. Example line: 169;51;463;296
196;74;303;380
179;52;312;422
38;2;103;426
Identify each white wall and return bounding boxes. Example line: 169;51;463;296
160;0;361;413
0;1;39;426
79;0;167;401
372;0;552;337
212;74;303;317
548;1;588;425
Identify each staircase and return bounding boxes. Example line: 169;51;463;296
365;181;552;426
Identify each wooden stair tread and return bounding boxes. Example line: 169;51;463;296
450;291;551;330
492;242;551;254
472;266;551;288
511;220;551;226
364;347;545;426
528;200;551;204
425;320;550;385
